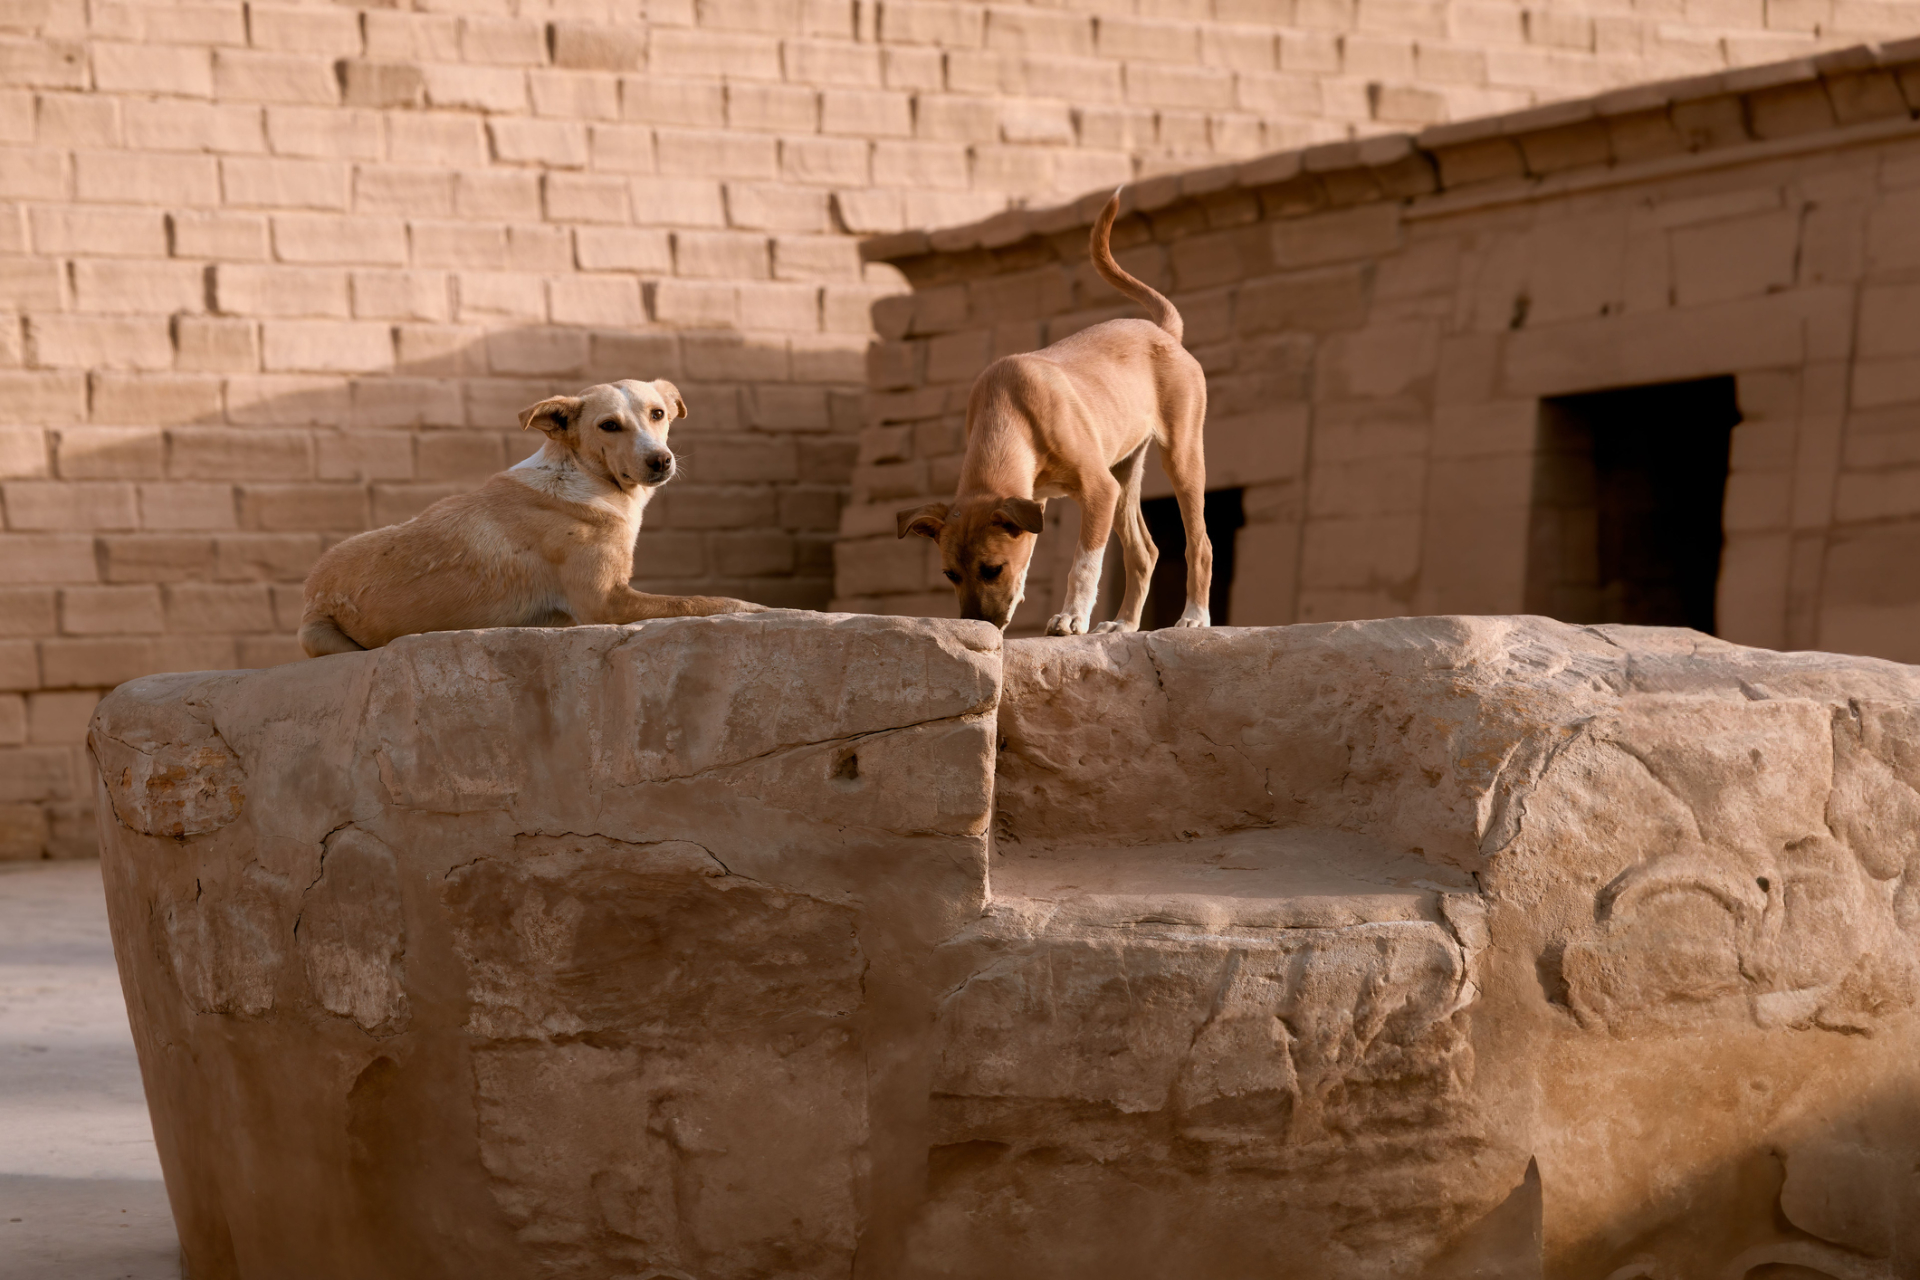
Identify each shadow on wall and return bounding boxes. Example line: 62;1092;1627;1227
8;322;861;860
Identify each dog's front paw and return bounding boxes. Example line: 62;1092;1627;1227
1172;604;1211;628
1091;620;1134;634
1045;612;1087;636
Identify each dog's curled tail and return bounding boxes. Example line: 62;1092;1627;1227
299;613;367;658
1090;187;1182;345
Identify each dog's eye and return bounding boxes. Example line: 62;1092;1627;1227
598;420;621;433
944;570;961;584
650;408;665;421
978;564;1004;582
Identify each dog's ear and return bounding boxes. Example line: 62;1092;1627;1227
991;497;1044;535
896;502;949;540
518;395;581;436
652;379;687;420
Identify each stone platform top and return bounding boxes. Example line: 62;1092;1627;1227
89;613;1920;1279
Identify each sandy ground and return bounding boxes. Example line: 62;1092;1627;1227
0;860;179;1280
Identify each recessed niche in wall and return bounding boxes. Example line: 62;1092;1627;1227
1142;488;1245;629
1526;376;1740;634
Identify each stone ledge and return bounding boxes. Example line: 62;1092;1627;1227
87;613;1920;1277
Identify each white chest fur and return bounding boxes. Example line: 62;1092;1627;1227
507;446;649;543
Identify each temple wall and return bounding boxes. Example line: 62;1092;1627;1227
840;45;1920;660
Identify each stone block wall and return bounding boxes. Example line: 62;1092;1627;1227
5;0;1919;861
840;43;1920;654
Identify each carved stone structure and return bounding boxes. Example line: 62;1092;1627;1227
92;614;1920;1278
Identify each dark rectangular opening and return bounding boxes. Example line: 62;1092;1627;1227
1142;488;1245;629
1526;376;1740;633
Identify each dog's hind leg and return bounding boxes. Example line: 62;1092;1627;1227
299;614;367;658
1093;441;1157;634
1160;391;1213;627
1047;470;1119;636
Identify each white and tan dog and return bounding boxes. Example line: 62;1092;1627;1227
896;189;1211;635
299;379;764;657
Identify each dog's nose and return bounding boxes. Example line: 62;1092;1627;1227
644;450;673;481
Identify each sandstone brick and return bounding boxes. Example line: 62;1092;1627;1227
0;426;48;478
680;433;798;481
362;12;461;62
588;331;681;382
549;275;646;327
416;431;506;481
675;229;770;278
169;210;269;260
588;124;654;173
90;372;224;426
421;63;528;114
621;75;727;127
410;222;508;271
553;22;648;72
544;171;631;223
727;82;819;132
389;114;489;167
780;136;871;186
394;325;487;378
162;581;273;632
882;46;944;90
317;432;413;482
986;8;1093;56
247;5;362;55
781;39;883;87
95;534;215;583
270;213;408;266
0;640;36;691
649;29;782;80
1097;15;1199;63
139;482;238;531
222;156;347;210
264;106;381;160
0;587;54;638
454;272;547;322
168;428;313;481
352;168;439;221
821;88;912;137
338;61;425;110
484;328;589;376
738;280;821;331
53;427;161;480
0;37;85;89
0;371;83;425
223;374;350;426
25;315;172;371
1670;212;1797;306
657;128;779;179
461;16;547;66
872;140;968;188
351;270;449;323
28;204;166;257
350;378;463;430
575;226;673;272
213;264;348;317
261;319;393;374
684;332;791;381
59;583;161;635
491;117;590;167
36;93;120;148
213;50;337;105
236;482;368;532
75;150;218;206
5;480;136;531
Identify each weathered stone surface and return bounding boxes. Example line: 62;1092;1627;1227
90;614;1920;1278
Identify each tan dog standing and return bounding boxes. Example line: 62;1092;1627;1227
299;379;764;657
896;189;1211;635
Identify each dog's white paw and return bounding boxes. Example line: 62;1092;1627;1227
1173;603;1211;628
1091;620;1135;634
1045;612;1087;636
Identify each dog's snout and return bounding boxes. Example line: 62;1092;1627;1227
644;450;673;480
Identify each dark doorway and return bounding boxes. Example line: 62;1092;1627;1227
1142;488;1245;628
1525;376;1739;633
